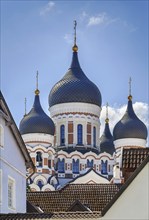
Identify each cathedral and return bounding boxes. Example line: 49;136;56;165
19;22;148;191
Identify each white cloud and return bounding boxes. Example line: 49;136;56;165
87;12;118;27
64;33;73;44
88;12;107;26
79;11;88;22
100;102;149;139
40;1;55;16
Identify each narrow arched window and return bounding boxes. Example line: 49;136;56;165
0;125;4;147
58;158;65;173
60;125;65;146
87;159;94;168
72;159;79;174
36;152;42;167
77;124;83;145
93;126;96;147
101;160;108;174
48;154;52;168
37;180;44;190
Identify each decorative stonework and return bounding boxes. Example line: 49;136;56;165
50;102;101;118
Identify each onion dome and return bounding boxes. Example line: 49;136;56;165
113;84;147;141
19;73;55;135
48;21;101;108
100;104;115;155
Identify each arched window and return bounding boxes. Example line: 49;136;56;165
77;124;83;145
48;154;52;169
37;180;44;190
36;152;42;167
58;158;65;173
93;127;96;147
87;159;94;168
0;125;4;147
101;160;108;174
60;125;65;146
72;159;79;174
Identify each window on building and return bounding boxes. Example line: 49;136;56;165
58;158;65;173
36;152;42;167
60;125;65;146
101;160;108;174
68;121;73;145
87;159;94;168
87;123;91;145
8;177;15;210
48;155;52;169
0;124;4;147
72;159;79;174
93;126;96;147
37;180;44;190
77;124;83;145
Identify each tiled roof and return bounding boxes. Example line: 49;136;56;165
51;212;101;219
0;212;101;220
122;148;149;169
27;184;122;213
0;213;53;220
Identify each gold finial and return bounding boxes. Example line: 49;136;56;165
24;97;27;117
128;77;132;101
35;71;40;95
105;102;109;123
72;20;78;52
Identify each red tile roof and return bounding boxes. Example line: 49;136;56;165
122;148;149;169
27;184;122;213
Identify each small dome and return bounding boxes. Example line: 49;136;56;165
113;97;147;140
100;120;115;155
48;51;102;108
19;94;55;135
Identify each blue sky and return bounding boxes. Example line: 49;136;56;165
1;0;149;136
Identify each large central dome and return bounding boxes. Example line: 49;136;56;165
48;51;102;108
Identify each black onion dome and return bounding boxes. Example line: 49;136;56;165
113;98;147;140
48;52;102;107
19;94;55;135
100;120;115;155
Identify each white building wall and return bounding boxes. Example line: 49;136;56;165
102;162;149;220
0;116;26;213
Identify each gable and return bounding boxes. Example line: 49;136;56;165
70;169;110;184
67;200;89;212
